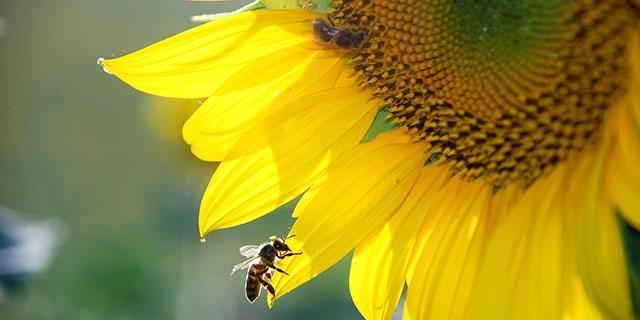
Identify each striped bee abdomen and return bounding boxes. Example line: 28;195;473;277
245;264;268;303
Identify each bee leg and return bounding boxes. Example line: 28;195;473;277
277;251;303;259
327;14;337;27
265;262;289;275
272;266;289;276
264;272;272;280
257;277;276;295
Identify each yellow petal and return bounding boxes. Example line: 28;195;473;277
404;177;493;320
628;29;640;129
567;138;640;319
226;86;375;160
291;130;411;218
465;165;577;319
268;130;427;306
404;156;629;319
562;277;609;320
198;86;377;235
606;106;640;229
349;164;449;320
183;51;346;161
605;28;640;229
101;10;320;99
397;162;628;320
573;191;633;319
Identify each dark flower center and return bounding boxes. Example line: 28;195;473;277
330;0;637;186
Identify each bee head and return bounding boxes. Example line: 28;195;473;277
271;237;291;252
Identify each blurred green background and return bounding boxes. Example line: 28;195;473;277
0;1;360;319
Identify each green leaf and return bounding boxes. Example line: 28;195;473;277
360;108;398;144
619;213;640;317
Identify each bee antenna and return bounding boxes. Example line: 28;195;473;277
286;234;296;240
281;227;291;239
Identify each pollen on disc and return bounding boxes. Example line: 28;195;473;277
330;0;637;187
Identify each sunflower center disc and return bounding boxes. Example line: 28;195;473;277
330;0;636;186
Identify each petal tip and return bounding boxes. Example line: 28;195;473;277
97;57;114;75
198;219;213;239
267;294;276;308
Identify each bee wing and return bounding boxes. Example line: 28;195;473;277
238;245;261;258
231;256;261;275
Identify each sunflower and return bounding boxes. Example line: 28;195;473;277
100;0;640;318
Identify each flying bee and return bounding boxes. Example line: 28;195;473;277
231;230;302;303
313;18;367;50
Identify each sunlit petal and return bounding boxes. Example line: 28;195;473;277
183;51;346;161
268;130;428;306
404;177;492;319
101;10;320;99
349;164;449;320
198;86;377;236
